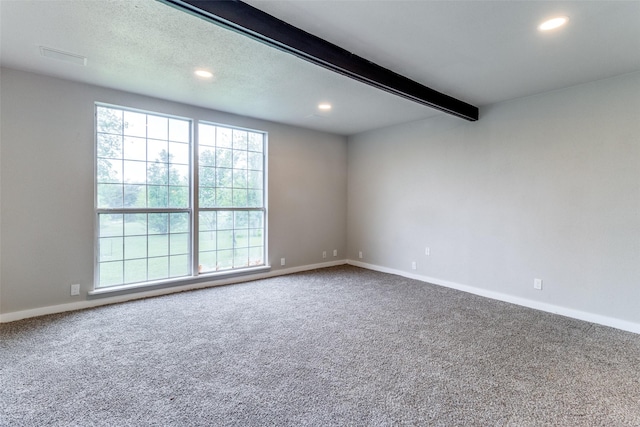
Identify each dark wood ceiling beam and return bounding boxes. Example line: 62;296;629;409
158;0;479;121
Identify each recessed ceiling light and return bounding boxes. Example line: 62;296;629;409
194;69;213;78
318;103;332;111
538;16;569;31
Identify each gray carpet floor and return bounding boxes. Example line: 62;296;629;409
1;265;639;426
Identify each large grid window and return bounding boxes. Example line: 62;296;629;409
95;105;266;289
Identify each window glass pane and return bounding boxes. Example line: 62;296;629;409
199;166;216;187
216;189;233;207
233;130;248;150
199;212;216;231
148;234;168;257
170;213;189;233
199;188;216;208
148;214;168;234
169;186;188;208
124;214;147;236
148;186;168;208
234;248;249;268
248;171;263;189
97;159;122;184
123;137;147;161
233;189;248;206
199;231;216;251
147;163;168;186
124;236;147;259
125;259;147;284
233;151;247;169
216;127;232;148
170;233;189;255
97;134;122;159
249;229;263;247
100;214;123;237
233;169;247;188
248;132;263;152
248;152;263;170
170;165;189;186
216;168;232;188
170;255;189;277
148;257;168;281
234;229;248;248
98;184;123;209
199;123;215;147
123;160;147;184
249;211;263;229
99;237;123;262
218;230;233;250
249;247;264;266
217;250;233;270
147;115;168;140
234;211;249;228
123;185;145;208
97;107;122;134
216;148;232;168
100;261;123;287
148;140;168;163
199;147;216;166
170;142;189;164
97;107;123;134
247;190;263;208
123;111;147;137
169;119;190;143
217;211;233;230
199;251;216;273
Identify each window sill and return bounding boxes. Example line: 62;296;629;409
88;265;272;299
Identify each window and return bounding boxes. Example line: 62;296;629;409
95;105;266;289
197;123;265;273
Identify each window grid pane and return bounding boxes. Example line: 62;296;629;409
197;209;264;273
96;108;190;210
97;213;191;287
197;122;265;274
96;106;192;288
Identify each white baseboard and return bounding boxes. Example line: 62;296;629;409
348;260;640;335
0;260;347;323
5;259;638;335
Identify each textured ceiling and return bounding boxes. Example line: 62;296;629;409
244;0;640;106
2;0;640;135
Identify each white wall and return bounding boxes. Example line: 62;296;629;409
0;68;347;316
348;72;640;329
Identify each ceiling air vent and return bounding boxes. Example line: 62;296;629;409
39;46;87;66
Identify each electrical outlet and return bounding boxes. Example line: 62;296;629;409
358;251;363;259
425;247;430;256
534;278;543;290
322;251;327;259
411;261;417;270
333;249;337;257
70;284;80;296
281;258;285;266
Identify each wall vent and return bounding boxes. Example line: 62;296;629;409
39;46;87;66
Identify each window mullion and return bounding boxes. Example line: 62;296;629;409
192;120;200;276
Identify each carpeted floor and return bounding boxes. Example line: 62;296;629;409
1;265;639;426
